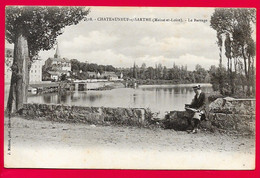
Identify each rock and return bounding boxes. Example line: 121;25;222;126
162;111;189;131
20;103;255;135
223;97;235;101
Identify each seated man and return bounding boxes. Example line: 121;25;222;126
185;85;206;133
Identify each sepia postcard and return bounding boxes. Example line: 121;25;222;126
4;6;256;169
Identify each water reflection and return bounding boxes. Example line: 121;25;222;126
43;95;51;103
28;84;213;113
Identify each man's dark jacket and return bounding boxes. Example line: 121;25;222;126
190;92;206;109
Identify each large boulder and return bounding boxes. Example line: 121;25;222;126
162;111;189;131
209;97;234;114
209;97;255;115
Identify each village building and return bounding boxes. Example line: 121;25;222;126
97;72;101;78
43;44;71;81
43;71;60;81
5;48;43;84
29;59;43;83
5;48;13;84
85;71;101;79
86;71;97;78
101;71;119;81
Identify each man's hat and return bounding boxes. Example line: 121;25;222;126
192;85;201;90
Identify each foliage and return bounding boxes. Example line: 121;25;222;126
71;59;116;73
60;73;67;81
209;66;228;95
6;6;90;61
210;8;256;97
6;6;90;113
120;62;209;84
71;58;210;83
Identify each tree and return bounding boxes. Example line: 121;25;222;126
98;65;105;74
71;59;81;72
147;67;154;80
140;63;146;79
133;63;137;79
194;64;207;83
6;6;90;114
162;66;168;80
60;73;67;81
106;65;116;72
157;63;163;79
210;8;256;96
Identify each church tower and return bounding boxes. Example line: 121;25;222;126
54;43;61;58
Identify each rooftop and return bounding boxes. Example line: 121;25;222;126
48;57;71;63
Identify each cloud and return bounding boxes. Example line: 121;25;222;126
61;31;119;53
35;7;221;70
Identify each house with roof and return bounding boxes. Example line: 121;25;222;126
101;71;119;81
43;43;71;71
43;44;71;81
5;48;43;84
4;48;13;84
86;72;97;78
43;71;60;81
29;59;43;83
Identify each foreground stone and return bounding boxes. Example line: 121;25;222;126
20;97;255;135
163;111;254;135
163;98;255;135
21;103;152;127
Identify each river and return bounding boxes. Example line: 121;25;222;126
25;83;213;114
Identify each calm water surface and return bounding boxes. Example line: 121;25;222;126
27;84;213;114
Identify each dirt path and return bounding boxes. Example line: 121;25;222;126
4;116;255;169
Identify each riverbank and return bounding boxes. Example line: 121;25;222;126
131;79;205;86
4;116;255;169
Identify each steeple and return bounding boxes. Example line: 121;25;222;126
54;43;61;58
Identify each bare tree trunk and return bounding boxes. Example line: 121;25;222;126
241;46;251;96
233;58;237;93
219;43;222;68
246;54;251;96
230;58;235;94
251;57;255;96
7;32;29;114
7;70;17;115
227;58;230;73
242;47;248;77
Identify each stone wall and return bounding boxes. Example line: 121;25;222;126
21;103;151;127
163;98;255;135
20;97;255;135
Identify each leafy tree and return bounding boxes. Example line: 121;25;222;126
87;63;99;72
97;65;105;74
133;63;137;79
71;59;81;72
147;67;154;80
6;6;90;113
140;63;146;79
194;64;207;83
162;66;168;80
60;73;67;81
106;65;116;72
210;8;256;96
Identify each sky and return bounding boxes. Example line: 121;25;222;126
5;7;220;70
